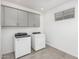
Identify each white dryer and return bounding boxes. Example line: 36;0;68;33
31;32;46;51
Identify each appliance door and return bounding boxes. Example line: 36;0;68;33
35;34;45;51
15;37;31;58
32;34;45;51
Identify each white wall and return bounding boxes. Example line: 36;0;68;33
0;0;2;58
44;0;78;57
0;6;1;59
0;26;1;59
1;1;44;54
0;28;1;59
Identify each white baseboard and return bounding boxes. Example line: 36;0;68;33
46;41;77;58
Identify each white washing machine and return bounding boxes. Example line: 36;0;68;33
14;33;31;59
31;32;46;51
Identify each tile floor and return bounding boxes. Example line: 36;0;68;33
2;45;77;59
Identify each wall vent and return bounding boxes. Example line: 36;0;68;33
55;8;75;21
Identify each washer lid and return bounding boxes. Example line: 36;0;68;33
32;32;41;34
15;33;30;38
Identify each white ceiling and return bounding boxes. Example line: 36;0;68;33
2;0;73;12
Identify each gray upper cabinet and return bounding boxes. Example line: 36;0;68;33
1;6;40;27
27;12;40;27
27;12;35;27
34;14;40;27
1;6;5;26
17;10;28;27
5;7;17;26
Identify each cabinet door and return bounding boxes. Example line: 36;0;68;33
27;12;35;27
1;6;5;26
18;10;28;26
34;14;40;27
5;7;17;26
27;12;40;27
